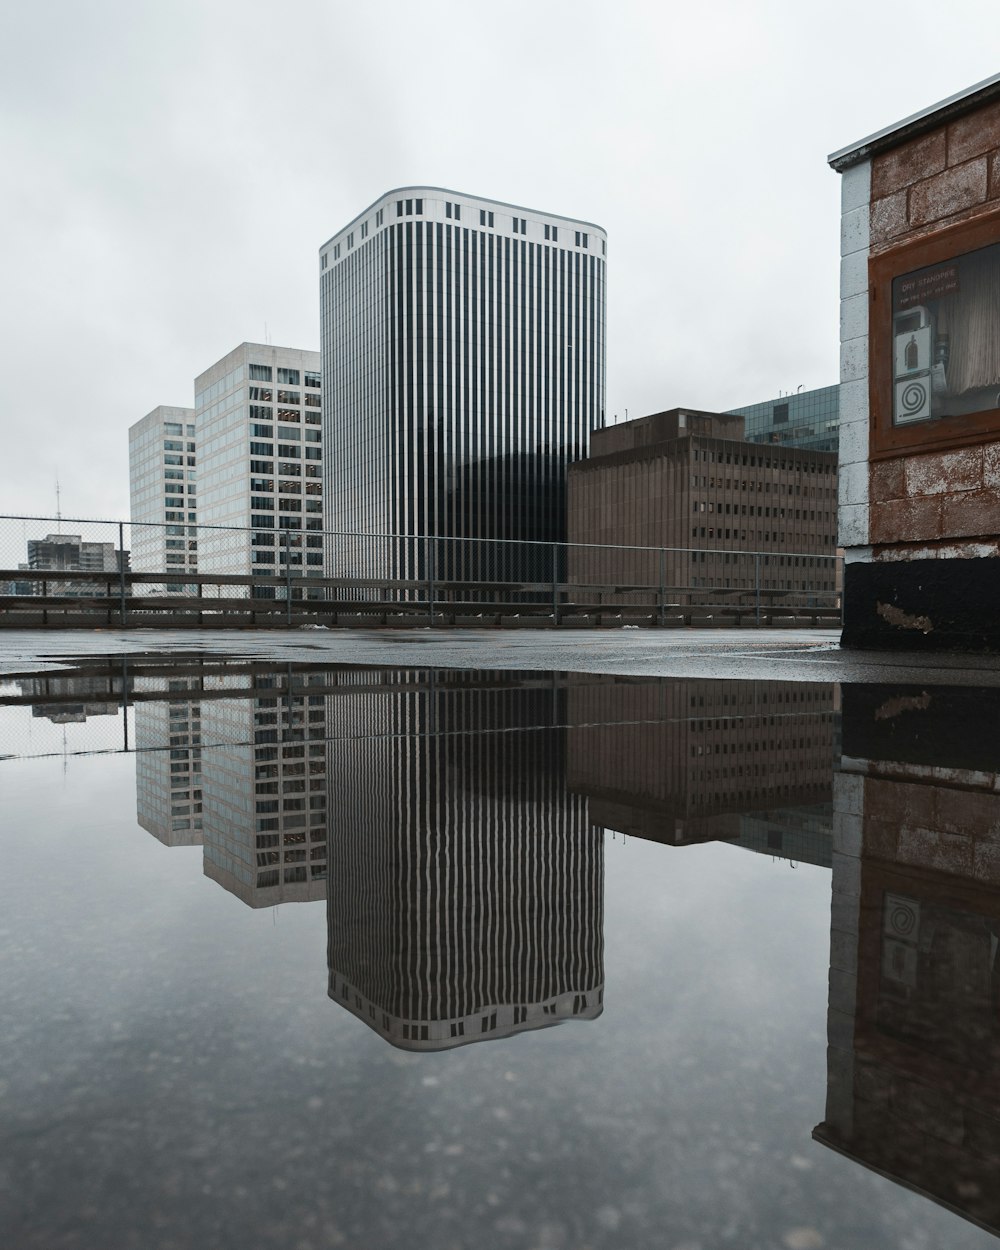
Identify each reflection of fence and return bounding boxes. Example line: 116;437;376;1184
0;514;842;629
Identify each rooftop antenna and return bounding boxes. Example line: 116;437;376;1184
264;321;270;346
55;476;62;532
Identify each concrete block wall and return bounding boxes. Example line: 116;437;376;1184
837;163;872;554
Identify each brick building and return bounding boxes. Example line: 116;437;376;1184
566;408;838;601
830;72;1000;648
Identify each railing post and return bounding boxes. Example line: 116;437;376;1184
427;536;435;623
754;552;762;627
658;548;665;627
285;530;292;626
118;521;127;628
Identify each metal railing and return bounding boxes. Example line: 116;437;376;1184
0;514;843;629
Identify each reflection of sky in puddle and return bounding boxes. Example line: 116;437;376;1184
0;661;997;1250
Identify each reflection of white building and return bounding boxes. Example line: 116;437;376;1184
134;696;203;848
325;678;603;1050
195;343;323;586
200;683;328;906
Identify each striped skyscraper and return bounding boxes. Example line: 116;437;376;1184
319;187;607;580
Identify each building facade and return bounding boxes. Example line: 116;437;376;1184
829;74;1000;649
194;343;323;585
319;187;607;580
725;384;840;452
566;408;839;597
128;405;198;589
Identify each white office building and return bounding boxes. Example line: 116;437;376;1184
128;405;198;587
194;343;324;583
319;188;607;580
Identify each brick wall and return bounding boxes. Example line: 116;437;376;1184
868;99;1000;553
870;98;1000;251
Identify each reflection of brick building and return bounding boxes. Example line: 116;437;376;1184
816;685;1000;1237
566;677;836;848
566;409;837;600
325;676;603;1050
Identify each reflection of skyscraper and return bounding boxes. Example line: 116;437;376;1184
566;677;836;853
200;682;328;906
325;675;603;1049
815;685;1000;1237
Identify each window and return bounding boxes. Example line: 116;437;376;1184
249;364;272;381
544;224;558;241
304;446;321;460
250;459;273;473
321;253;327;269
333;243;340;259
251;423;273;438
304;393;320;407
165;422;182;435
397;199;403;216
277;368;300;386
512;216;526;234
445;201;461;220
375;208;383;226
304;371;320;388
276;411;300;425
347;231;353;249
164;454;182;465
164;440;182;451
249;441;273;456
870;211;1000;457
276;390;299;404
479;209;494;227
249;405;272;420
360;222;368;239
279;461;301;476
414;198;422;213
575;231;589;248
278;444;300;458
249;386;272;401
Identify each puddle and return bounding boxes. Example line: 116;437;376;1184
1;659;998;1248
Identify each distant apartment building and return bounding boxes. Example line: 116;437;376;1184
21;532;129;596
195;343;323;586
567;408;838;597
725;384;840;452
128;405;198;589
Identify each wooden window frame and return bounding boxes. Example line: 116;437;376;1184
869;206;1000;460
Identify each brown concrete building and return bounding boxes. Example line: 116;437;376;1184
566;408;838;601
830;73;1000;649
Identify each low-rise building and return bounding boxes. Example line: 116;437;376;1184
566;408;838;599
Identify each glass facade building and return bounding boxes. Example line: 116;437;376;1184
319;187;607;581
725;384;840;452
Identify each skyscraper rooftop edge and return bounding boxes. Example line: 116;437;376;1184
319;185;607;252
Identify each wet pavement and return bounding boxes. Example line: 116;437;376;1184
4;626;1000;685
2;655;1000;1248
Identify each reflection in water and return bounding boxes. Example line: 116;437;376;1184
816;684;1000;1239
326;677;603;1049
567;677;838;866
6;661;1000;1240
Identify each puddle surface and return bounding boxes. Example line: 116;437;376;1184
1;658;998;1249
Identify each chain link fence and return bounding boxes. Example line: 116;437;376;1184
0;513;842;627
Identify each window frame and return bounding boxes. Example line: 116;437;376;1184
869;206;1000;460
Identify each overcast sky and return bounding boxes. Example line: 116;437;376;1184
3;0;1000;524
